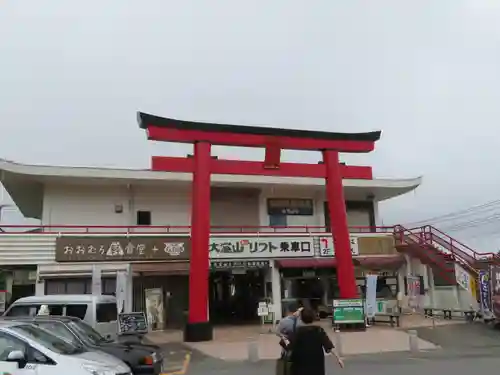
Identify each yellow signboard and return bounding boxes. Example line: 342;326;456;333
470;275;478;301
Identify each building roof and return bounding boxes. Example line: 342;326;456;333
0;158;422;219
138;111;382;143
12;295;116;304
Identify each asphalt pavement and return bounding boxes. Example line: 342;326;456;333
184;322;500;375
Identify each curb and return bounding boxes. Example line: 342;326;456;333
161;353;191;375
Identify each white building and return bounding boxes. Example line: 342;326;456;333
0;158;475;327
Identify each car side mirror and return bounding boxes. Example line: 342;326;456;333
6;350;26;368
106;334;112;340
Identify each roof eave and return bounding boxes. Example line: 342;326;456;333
137;111;382;143
0;170;43;219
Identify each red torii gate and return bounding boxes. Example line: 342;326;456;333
138;112;381;342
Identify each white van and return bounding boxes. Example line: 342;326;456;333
3;295;119;341
0;320;131;375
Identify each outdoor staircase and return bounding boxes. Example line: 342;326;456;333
393;225;498;287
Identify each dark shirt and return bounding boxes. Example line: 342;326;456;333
288;325;334;375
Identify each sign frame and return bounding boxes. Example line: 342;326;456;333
118;311;148;336
317;236;359;257
332;298;365;325
55;236;190;262
209;236;315;259
210;260;270;270
267;198;314;216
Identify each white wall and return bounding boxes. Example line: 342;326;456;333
42;184;134;228
42;183;261;231
400;255;478;313
132;185;191;228
41;182;375;231
41;183;191;229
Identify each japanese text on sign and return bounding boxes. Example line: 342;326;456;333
267;198;314;216
211;260;270;269
55;236;190;262
63;242;184;257
318;236;359;257
209;237;314;259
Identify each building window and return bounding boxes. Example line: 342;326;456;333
96;303;118;322
269;214;287;227
45;278;116;295
136;210;151;226
65;305;88;320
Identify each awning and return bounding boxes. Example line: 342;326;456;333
38;262;129;278
131;261;189;275
276;255;404;269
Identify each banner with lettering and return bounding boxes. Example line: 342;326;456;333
56;236;190;262
479;269;492;318
116;271;127;314
406;276;421;310
489;265;500;319
365;274;378;318
209;236;316;259
317;236;359;257
454;263;470;291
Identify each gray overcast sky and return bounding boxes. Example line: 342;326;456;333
1;0;500;251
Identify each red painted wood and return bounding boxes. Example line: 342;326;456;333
146;126;376;153
188;142;211;324
151;156;373;179
263;144;281;169
324;150;358;298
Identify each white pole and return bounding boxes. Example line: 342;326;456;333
247;340;259;362
334;329;343;357
408;330;419;353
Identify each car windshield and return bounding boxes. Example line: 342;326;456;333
34;321;83;349
10;324;86;355
69;320;109;345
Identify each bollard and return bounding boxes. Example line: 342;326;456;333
334;329;343;357
247;340;259;362
408;330;419;354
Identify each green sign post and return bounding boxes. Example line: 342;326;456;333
332;299;365;324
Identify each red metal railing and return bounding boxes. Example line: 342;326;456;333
393;224;500;276
393;224;458;284
0;224;395;235
420;225;499;262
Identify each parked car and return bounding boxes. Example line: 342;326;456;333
0;320;131;375
3;316;163;375
3;295;119;340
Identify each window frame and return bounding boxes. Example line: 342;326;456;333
96;303;118;323
0;331;55;366
136;210;152;226
269;214;287;227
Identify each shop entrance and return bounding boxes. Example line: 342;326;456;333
209;268;266;325
281;268;338;319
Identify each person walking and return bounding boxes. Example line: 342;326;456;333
275;303;302;375
276;303;302;341
287;308;343;375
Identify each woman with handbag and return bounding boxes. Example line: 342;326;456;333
286;308;344;375
276;304;302;375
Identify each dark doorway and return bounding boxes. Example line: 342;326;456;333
209;270;265;325
10;284;35;305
